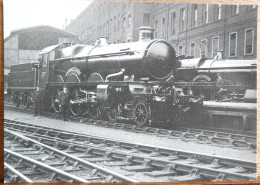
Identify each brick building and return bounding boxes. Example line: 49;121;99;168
65;1;154;44
65;1;257;60
153;3;257;59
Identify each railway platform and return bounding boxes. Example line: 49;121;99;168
198;101;256;134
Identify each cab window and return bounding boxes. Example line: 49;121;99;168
42;53;48;67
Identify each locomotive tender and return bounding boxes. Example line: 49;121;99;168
7;27;256;126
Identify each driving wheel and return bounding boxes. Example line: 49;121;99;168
133;101;149;126
70;88;87;116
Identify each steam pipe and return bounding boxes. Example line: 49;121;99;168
105;68;126;81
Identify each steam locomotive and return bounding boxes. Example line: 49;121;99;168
176;56;257;101
7;27;256;126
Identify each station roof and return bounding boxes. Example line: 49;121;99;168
5;25;77;42
5;25;76;40
4;25;78;50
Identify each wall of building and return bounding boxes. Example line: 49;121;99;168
65;1;155;44
152;3;257;59
65;2;257;60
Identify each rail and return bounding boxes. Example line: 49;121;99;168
4;125;256;182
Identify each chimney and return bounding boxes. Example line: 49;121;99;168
138;27;154;41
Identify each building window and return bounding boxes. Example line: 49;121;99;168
155;20;158;38
232;5;239;15
217;4;221;20
118;14;120;30
204;4;209;24
143;13;151;26
229;32;237;57
193;4;198;27
161;17;166;37
114;16;116;32
248;5;257;11
180;8;185;31
110;19;113;33
128;14;131;28
212;36;219;58
106;21;109;34
178;45;183;56
170;12;176;35
244;28;254;55
190;43;195;58
200;39;207;58
123;17;126;31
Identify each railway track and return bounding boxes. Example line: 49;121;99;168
4;119;257;182
4;129;136;183
5;103;256;151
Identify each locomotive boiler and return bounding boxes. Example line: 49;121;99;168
49;32;177;84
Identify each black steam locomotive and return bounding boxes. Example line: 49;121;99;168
176;56;257;101
7;27;256;126
7;27;203;126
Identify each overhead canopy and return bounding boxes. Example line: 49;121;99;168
5;25;78;50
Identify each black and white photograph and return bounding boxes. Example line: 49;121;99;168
3;0;258;183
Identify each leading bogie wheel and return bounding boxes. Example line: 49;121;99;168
133;101;149;126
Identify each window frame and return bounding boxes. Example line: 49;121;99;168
232;5;239;15
118;14;120;31
178;45;183;56
170;11;176;35
190;42;196;58
217;4;221;20
193;4;198;27
143;13;151;26
123;17;126;31
128;14;131;28
235;5;239;14
154;20;158;38
244;28;254;55
161;17;166;37
205;4;209;24
114;16;117;32
200;39;208;58
212;36;219;58
180;8;185;31
229;32;237;58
